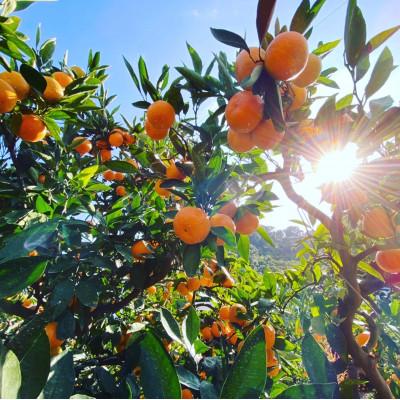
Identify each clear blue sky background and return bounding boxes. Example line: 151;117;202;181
17;0;400;228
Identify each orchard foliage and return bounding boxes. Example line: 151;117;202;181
0;0;400;398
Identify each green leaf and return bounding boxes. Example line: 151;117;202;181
369;95;393;117
237;234;250;262
257;226;275;247
164;86;184;114
104;160;137;173
211;226;236;248
43;116;63;144
132;100;150;109
365;25;400;54
277;383;338;399
159;308;183;345
39;38;56;63
73;165;98;188
313;40;341;56
358;261;385;282
186;42;202;73
326;324;348;362
344;4;366;67
138;56;149;95
182;306;200;347
210;28;249;52
48;279;74;317
200;381;218;399
176;366;200;391
256;0;277;43
365;47;394;99
335;94;353;110
139;330;180;399
220;326;266;399
183;244;201;277
20;63;46;93
36;195;52;214
317;76;339;89
290;0;327;34
0;342;21;398
175;67;211;91
301;333;335;384
76;277;101;308
40;351;74;399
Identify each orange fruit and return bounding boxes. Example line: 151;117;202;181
182;388;194;399
288;84;307;111
218;201;237;218
376;249;400;274
131;240;154;259
145;119;169;140
123;131;135;145
17;114;47;142
96;139;108;149
264;324;276;350
22;298;32;308
219;305;231;321
355;331;370;347
235;47;265;88
210;213;236;246
201;326;214;342
229;303;247;325
38;174;46;184
52;71;73;88
228;333;238;345
28;250;39;257
103;170;115;181
227;128;254;153
235;211;259;235
116;185;126;196
108;131;124;147
187;277;201;291
155;179;171;198
0;79;17;113
43;76;64;103
211;321;222;338
225;91;263;134
45;322;64;349
147;286;157;295
100;149;112;162
264;31;309;81
147;100;175;129
185;292;194;302
176;282;189;296
126;158;139;169
72;137;92;155
362;207;394;239
0;71;30;100
71;66;85;77
173;207;211;244
50;346;62;357
267;349;279;367
222;275;235;288
268;365;281;378
114;172;125;181
165;161;185;180
292;53;322;87
251;119;284;150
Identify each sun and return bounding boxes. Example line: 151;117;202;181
314;143;360;185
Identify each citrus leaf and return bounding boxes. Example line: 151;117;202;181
290;0;327;34
277;383;338;399
0;342;21;398
20;63;46;93
365;25;400;55
344;3;366;67
210;28;249;52
182;306;200;347
256;0;277;43
183;244;201;277
159;308;183;345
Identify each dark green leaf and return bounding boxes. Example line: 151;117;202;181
175;66;211;91
237;234;250;262
277;383;338;399
0;342;21;398
165;85;184;114
123;56;142;93
20;63;46;93
290;0;326;34
104;160;137;173
326;324;348;362
200;381;218;399
48;279;74;317
76;277;101;308
211;226;236;248
210;28;249;52
256;0;277;43
138;56;149;95
183;244;201;277
39;38;56;63
182;306;200;346
186;42;202;73
344;4;366;67
159;308;183;345
176;366;200;391
355;55;370;82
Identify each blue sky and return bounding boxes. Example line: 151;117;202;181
17;0;400;228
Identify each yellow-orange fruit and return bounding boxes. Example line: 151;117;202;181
229;303;247;325
173;207;211;244
103;170;115;181
376;249;400;274
227;128;254;153
355;331;370;347
264;324;276;350
251;119;284;150
267;349;279;367
100;149;112;162
0;79;17;113
268;365;281;378
145;119;169;140
176;282;189;296
122;131;135;145
28;250;39;257
210;213;236;246
17;114;47;142
0;71;30;100
201;326;213;342
131;240;154;259
182;388;194;399
264;31;309;81
228;333;238;345
114;172;125;181
147;286;157;295
155;179;171;198
211;321;222;338
218;201;238;218
288;84;307;111
52;71;73;88
219;305;231;321
72;137;92;155
235;211;259;235
71;66;85;77
45;322;64;348
96;139;108;149
38;174;46;184
362;207;395;239
109;131;124;147
166;161;186;180
292;53;322;87
187;277;201;291
235;47;265;88
225;91;264;134
147;100;175;129
222;275;235;288
43;76;64;103
116;185;126;197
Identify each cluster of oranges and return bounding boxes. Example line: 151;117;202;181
145;100;176;141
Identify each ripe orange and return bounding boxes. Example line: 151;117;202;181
28;250;39;257
71;66;85;77
145;119;169;140
264;31;309;81
0;79;17;113
17;114;47;142
227;128;254;153
122;131;135;145
355;331;370;347
267;349;279;368
292;53;322;87
218;201;237;218
229;303;247;325
201;326;214;342
147;285;157;295
22;298;32;308
235;211;259;235
251;119;284;150
264;324;276;350
173;207;211;244
103;170;115;181
182;388;194;399
108;131;124;147
95;139;108;149
100;149;112;162
376;249;400;274
52;71;73;88
155;179;171;198
72;137;92;155
211;321;222;338
288;84;307;111
38;174;46;184
235;47;265;88
268;365;281;378
43;76;64;102
116;185;126;196
114;172;125;181
362;207;394;239
210;213;236;245
222;275;235;288
131;240;154;259
176;282;189;296
45;322;64;349
225;91;263;134
165;161;185;180
187;277;201;291
0;71;30;100
228;333;238;345
126;158;139;169
147;100;175;129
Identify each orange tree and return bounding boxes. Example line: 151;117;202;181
0;0;400;398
